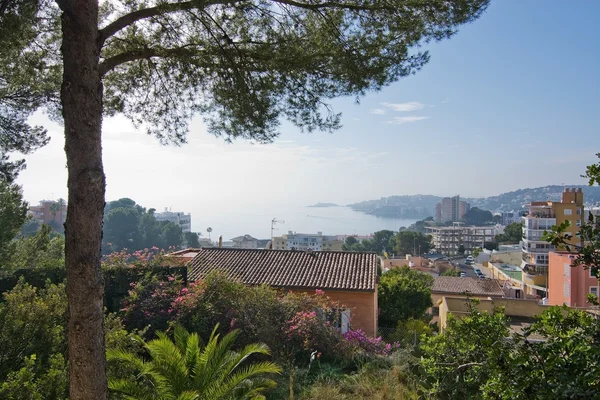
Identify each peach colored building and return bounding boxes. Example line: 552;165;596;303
28;199;67;225
521;188;584;296
548;251;599;307
188;248;379;336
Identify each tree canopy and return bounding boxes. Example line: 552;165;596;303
378;266;433;327
0;0;58;181
420;304;600;399
393;231;432;256
343;230;396;254
0;181;29;263
102;198;183;253
495;221;523;244
462;207;494;225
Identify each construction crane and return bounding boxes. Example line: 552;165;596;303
271;218;285;241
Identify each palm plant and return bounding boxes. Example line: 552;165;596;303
107;325;281;400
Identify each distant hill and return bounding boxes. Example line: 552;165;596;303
467;185;600;212
348;185;600;218
308;202;340;208
347;195;442;218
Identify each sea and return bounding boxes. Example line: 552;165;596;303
192;206;419;241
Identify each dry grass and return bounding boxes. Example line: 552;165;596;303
299;353;418;400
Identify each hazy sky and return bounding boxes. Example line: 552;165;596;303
16;0;600;234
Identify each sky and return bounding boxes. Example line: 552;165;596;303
16;0;600;234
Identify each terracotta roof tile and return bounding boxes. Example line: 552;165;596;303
433;276;505;297
188;248;378;291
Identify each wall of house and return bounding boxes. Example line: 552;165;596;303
438;296;548;331
549;252;599;307
289;288;377;336
431;292;502;316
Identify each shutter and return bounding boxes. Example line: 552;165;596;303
341;310;351;334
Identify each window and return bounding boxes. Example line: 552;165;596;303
564;209;572;216
564;283;570;298
591;268;598;278
590;287;599;298
321;309;351;333
576;220;582;227
564;263;571;277
576;208;582;215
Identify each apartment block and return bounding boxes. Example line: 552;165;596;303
548;251;598;307
434;195;470;223
155;208;192;232
272;231;344;251
425;224;497;255
521;188;584;296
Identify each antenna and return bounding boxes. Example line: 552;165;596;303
271;218;284;241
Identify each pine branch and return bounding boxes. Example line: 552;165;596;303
98;0;231;46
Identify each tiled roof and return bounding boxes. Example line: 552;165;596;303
433;276;505;297
231;234;258;242
188;248;378;291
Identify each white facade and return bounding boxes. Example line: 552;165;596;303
155;209;192;232
286;231;325;250
425;225;499;256
283;231;341;251
520;206;556;277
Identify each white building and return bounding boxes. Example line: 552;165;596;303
231;234;259;249
155;208;192;232
272;231;344;251
425;224;499;256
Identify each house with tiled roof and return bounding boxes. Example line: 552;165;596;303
430;276;505;317
188;248;380;335
230;234;259;249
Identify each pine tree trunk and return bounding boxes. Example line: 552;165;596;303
60;1;107;398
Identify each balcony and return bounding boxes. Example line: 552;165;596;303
522;253;549;265
521;263;548;276
521;244;555;253
522;234;546;241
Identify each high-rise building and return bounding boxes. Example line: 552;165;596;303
459;200;471;220
155;208;192;232
434;196;469;223
521;188;584;296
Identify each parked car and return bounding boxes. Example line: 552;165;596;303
460;272;467;277
466;255;473;261
465;260;473;265
474;268;482;275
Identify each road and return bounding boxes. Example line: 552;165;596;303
453;258;488;278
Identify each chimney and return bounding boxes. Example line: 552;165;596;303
218;235;222;248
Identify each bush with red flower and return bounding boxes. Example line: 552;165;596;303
119;273;184;336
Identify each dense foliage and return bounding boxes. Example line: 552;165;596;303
393;231;433;256
462;207;494;226
378;267;433;327
103;198;184;253
0;180;29;263
495;222;523;244
108;325;281;400
1;224;65;278
342;230;396;254
419;303;600;399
